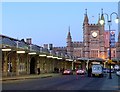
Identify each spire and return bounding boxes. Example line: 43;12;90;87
69;26;70;32
85;8;87;15
101;8;103;14
67;26;71;38
101;8;105;25
83;9;89;25
98;13;101;25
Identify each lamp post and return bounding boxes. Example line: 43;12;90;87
100;9;119;79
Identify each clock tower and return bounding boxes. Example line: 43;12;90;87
83;9;106;59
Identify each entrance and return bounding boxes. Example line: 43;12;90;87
30;57;36;74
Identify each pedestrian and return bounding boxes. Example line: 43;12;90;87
87;68;90;77
88;67;91;77
38;68;40;75
89;67;92;77
37;64;40;75
8;62;12;72
10;64;12;72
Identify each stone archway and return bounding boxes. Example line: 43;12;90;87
30;57;36;74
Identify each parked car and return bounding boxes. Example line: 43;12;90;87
76;69;86;75
116;71;120;76
114;65;120;70
107;69;114;73
116;70;120;76
62;69;73;75
103;68;114;73
103;68;108;73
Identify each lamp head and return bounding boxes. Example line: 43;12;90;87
99;19;104;25
115;16;119;23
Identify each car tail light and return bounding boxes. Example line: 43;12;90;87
67;71;70;73
81;71;84;73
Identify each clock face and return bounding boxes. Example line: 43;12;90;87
92;32;97;37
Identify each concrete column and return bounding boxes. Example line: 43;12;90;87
63;61;66;69
69;62;72;69
4;56;8;76
49;59;52;72
43;59;46;73
16;54;20;76
11;53;16;76
72;61;74;70
86;60;89;71
50;59;54;72
40;57;45;73
65;61;67;69
46;58;49;73
41;58;44;73
4;51;12;76
51;59;55;72
26;54;30;74
0;49;2;79
82;61;86;69
0;49;2;88
104;60;108;68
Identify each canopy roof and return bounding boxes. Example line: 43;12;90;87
2;37;16;47
77;57;105;62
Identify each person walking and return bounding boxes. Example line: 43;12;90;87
37;64;40;75
88;67;92;77
89;67;92;77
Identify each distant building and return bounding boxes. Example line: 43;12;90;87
53;9;119;60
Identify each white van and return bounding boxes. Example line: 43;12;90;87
92;64;103;77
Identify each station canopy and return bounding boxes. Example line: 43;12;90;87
2;37;16;47
112;58;120;62
77;57;105;62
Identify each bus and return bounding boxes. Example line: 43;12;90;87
91;64;103;77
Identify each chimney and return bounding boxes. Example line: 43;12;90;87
43;44;48;49
49;44;53;50
26;38;32;44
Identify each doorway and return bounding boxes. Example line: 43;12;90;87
30;57;36;74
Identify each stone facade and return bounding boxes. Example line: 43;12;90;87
55;10;119;60
116;32;120;58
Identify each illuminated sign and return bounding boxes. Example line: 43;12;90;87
110;30;115;48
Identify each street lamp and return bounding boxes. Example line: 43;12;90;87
100;9;119;79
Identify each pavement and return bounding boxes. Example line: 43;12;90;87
1;73;61;81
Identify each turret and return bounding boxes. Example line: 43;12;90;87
100;8;105;26
83;9;89;25
99;8;105;35
66;26;73;55
67;26;72;40
67;26;72;47
97;13;101;25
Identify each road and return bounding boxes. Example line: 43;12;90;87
2;74;119;91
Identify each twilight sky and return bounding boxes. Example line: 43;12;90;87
2;2;119;47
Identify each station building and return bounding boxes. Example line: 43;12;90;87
52;10;120;69
1;9;120;77
1;35;75;77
